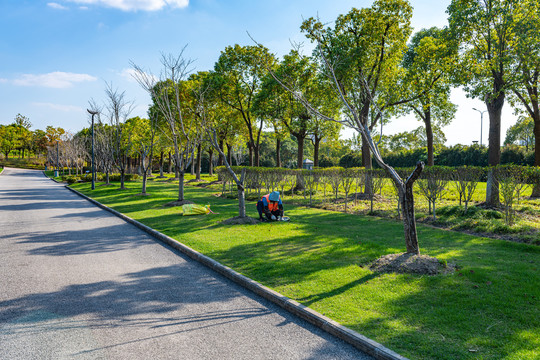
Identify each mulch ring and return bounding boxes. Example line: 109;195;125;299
370;252;456;275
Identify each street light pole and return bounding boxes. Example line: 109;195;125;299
472;107;487;146
87;109;98;190
55;140;59;177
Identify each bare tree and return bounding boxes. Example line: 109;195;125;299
255;37;425;254
137;116;157;195
104;82;135;190
132;50;197;205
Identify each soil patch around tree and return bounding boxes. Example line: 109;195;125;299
369;252;455;275
221;216;259;225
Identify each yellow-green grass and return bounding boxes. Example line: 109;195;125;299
68;176;540;360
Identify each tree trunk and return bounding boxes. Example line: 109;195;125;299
485;90;505;206
208;149;214;176
227;143;232;166
195;143;202;180
159;151;164;177
218;140;224;166
168;151;172;174
120;168;126;190
247;142;253;166
296;134;305;170
361;140;372;170
142;170;147;194
313;136;321;168
400;162;424;255
531;112;540;197
424;108;434;166
276;138;281;168
190;150;195;175
253;143;260;167
127;156;132;174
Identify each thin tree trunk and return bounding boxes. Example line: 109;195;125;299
195;143;202;180
208;149;214;176
247;142;253;166
227;143;232;166
531;112;540;197
313;137;321;168
276;138;281;168
120;168;126;190
159;151;164;177
485;90;505;206
424;108;434;166
218;140;224;166
142;170;148;194
400;162;424;255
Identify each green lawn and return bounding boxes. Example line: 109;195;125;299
63;174;540;360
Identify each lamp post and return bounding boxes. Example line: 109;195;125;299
55;140;59;177
87;109;98;190
472;107;487;146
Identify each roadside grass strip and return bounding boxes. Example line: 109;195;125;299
69;178;540;360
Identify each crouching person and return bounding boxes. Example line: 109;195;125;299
257;191;283;221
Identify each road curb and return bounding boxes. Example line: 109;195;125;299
63;184;409;360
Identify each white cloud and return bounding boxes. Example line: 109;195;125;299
0;78;8;84
13;72;97;88
32;102;83;113
66;0;189;11
47;2;69;10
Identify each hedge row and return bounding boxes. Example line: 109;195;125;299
61;173;139;184
336;145;536;168
216;165;540;186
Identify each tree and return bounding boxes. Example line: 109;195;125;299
256;50;341;172
504;116;535;151
447;0;521;205
263;14;426;254
126;116;156;195
401;27;456;166
301;0;413;169
45;126;66;146
32;129;48;156
213;44;275;166
13;114;32;158
0;125;18;159
507;0;540;196
132;51;198;205
104;82;134;190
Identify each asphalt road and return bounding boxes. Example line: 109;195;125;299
0;168;373;360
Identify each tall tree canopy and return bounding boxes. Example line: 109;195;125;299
447;0;520;204
213;44;275;166
400;27;456;166
301;0;413;168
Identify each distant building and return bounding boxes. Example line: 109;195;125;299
303;158;314;170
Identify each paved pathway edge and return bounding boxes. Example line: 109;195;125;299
61;181;408;360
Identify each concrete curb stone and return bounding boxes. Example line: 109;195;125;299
61;181;409;360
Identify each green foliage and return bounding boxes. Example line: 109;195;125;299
504;116;535;150
338;152;363;168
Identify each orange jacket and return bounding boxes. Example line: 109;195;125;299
262;194;279;212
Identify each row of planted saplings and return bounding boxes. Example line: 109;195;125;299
215;165;540;225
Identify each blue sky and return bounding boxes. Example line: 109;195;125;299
0;0;517;145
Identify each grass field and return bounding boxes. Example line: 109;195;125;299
58;172;540;360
